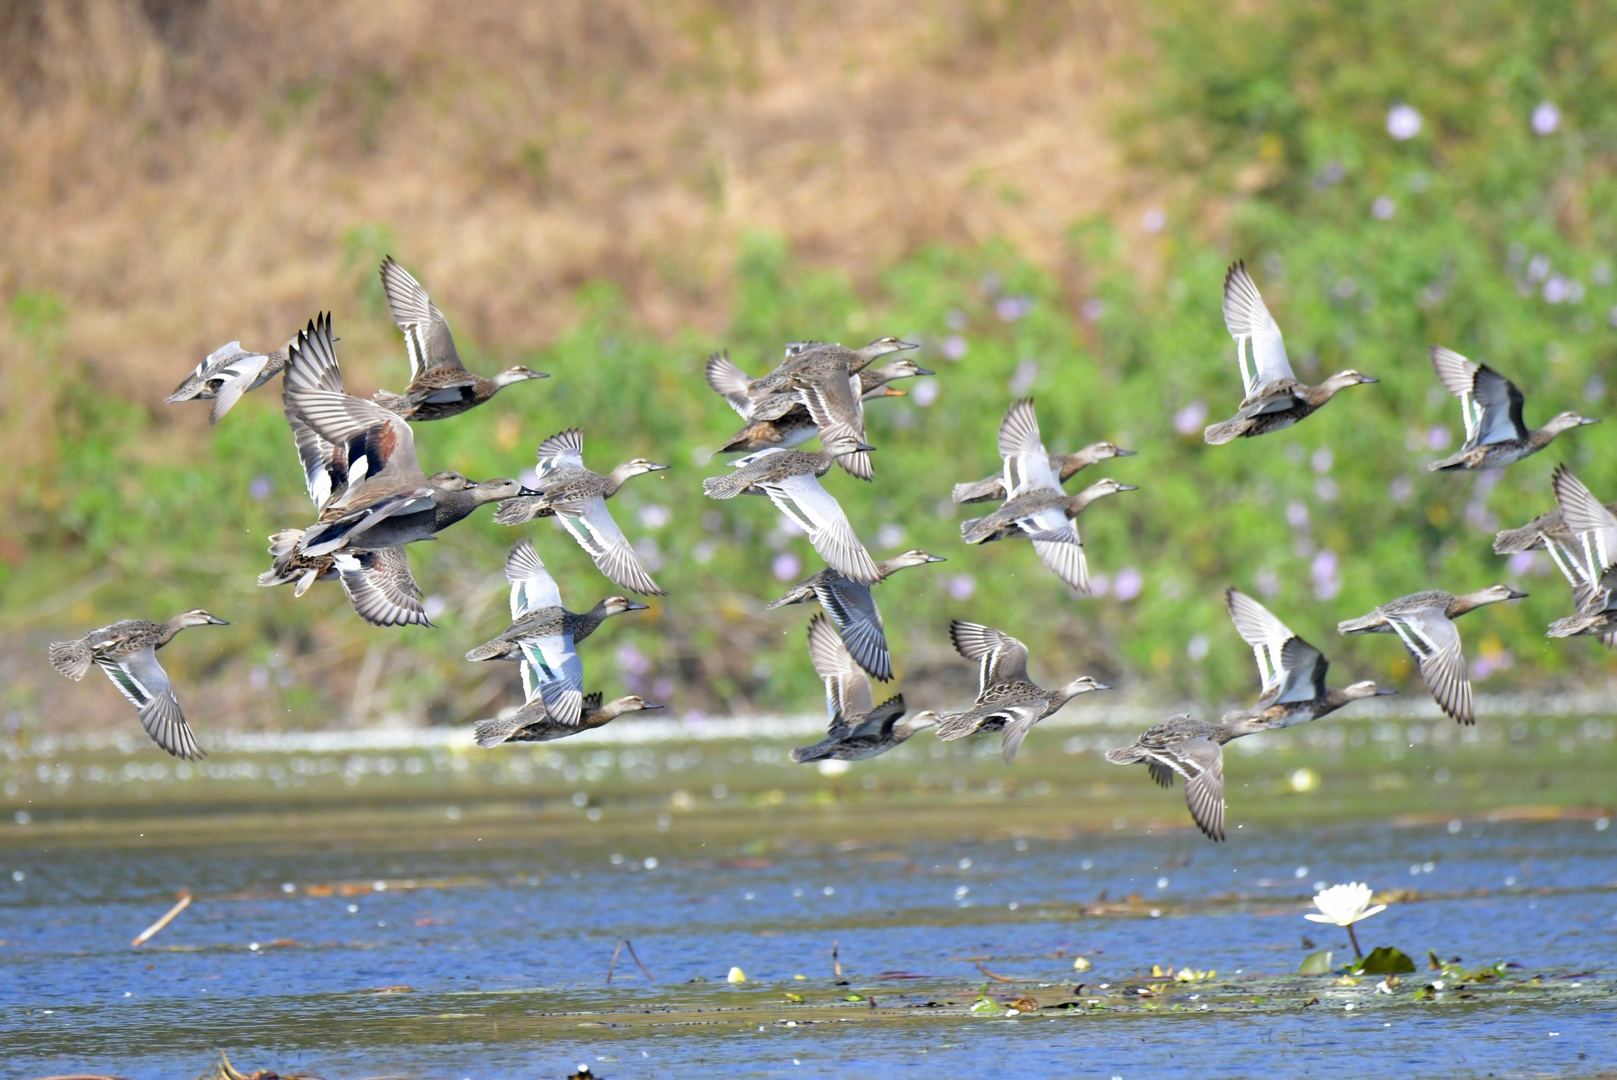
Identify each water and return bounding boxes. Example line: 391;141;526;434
3;716;1615;1077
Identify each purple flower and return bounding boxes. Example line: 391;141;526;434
912;379;940;407
1285;500;1310;530
1506;550;1538;577
1311;550;1341;601
1113;567;1143;602
996;296;1034;322
1081;298;1106;322
616;643;651;676
942;335;969;361
248;476;273;501
1427;426;1452;450
1088;572;1111;598
1372;196;1396;220
772;552;802;581
1387;103;1422;140
948;574;976;602
1173;400;1208;436
1531;101;1560;136
1544;275;1570;304
1140;208;1166;234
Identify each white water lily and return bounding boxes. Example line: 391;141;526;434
1304;881;1386;958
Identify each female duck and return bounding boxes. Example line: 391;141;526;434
1105;713;1268;841
767;549;945;682
49;609;228;760
1337;584;1527;725
1427;345;1597;470
935;620;1109;763
1204;262;1379;444
1222;588;1393;728
790;615;938;763
475;693;663;748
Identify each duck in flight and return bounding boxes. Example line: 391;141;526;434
1540;465;1617;647
1222;588;1394;728
789;615;938;763
1426;345;1597;470
1204;261;1379;445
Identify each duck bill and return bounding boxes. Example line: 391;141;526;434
1507;587;1530;600
645;462;672;472
642;702;666;710
1113;448;1137;456
626;601;651;612
911;366;935;377
1580;416;1600;425
207;616;231;625
1375;686;1398;696
1115;484;1139;491
924;554;947;563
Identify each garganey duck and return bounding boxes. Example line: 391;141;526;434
166;335;297;424
1104;713;1269;841
1204;262;1379;445
1222;588;1393;728
789;614;938;763
475;692;663;748
1426;345;1597;470
371;257;548;421
494;429;668;596
281;318;521;557
766;549;945;682
48;609;228;760
1539;465;1617;647
934;620;1109;763
718;356;931;457
466;540;647;662
959;399;1136;593
703;437;881;585
1337;584;1527;725
953;441;1134;505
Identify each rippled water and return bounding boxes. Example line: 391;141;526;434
3;716;1615;1077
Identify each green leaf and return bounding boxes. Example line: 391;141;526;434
1357;946;1416;975
1298;949;1334;975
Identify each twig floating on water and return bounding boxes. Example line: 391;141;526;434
976;960;1017;983
131;891;191;947
606;938;654;983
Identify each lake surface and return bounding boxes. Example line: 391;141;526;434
3;712;1615;1078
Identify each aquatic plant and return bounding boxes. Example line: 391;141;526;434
1305;881;1387;957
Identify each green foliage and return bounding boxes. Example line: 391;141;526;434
10;1;1617;723
1298;949;1334;975
1357;945;1416;975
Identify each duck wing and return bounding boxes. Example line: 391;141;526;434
534;428;587;477
1551;465;1617;600
761;473;881;585
815;576;890;682
998;398;1061;497
997;700;1051;764
1021;509;1089;593
556;495;666;596
204;349;275;425
1383;605;1473;725
504;539;564;618
847;694;907;742
1430;346;1526;446
807;613;874;731
95;647;203;760
1159;736;1225;841
1222;262;1294;399
335;547;431;627
284;384;426;498
949;621;1031;691
1225;588;1322;702
380;256;465;378
796;370;872;480
706;351;756;418
518;632;584;726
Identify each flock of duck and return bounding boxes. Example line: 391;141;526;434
46;258;1610;841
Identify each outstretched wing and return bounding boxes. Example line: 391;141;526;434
815;577;890;682
518;633;584;726
949;621;1031;691
335;547;431;627
1226;588;1322;703
1552;465;1617;593
1023;510;1088;593
1430;346;1525;446
380;256;464;378
1171;737;1226;841
1223;262;1293;398
763;473;881;585
504;539;563;618
1384;606;1473;725
806;613;874;730
998;398;1060;497
534;428;587;476
557;496;666;596
95;647;204;760
998;701;1052;764
706;351;756;418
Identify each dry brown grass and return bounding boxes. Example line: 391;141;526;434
0;0;1137;393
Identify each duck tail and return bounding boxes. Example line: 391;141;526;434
788;740;835;764
702;471;753;500
932;712;978;742
493;497;545;526
473;715;531;749
266;529;304;559
765;584;814;610
1202;416;1250;445
951;478;1001;504
1335;612;1384;635
371;388;407;411
48;639;93;681
464;639;511;663
1548;613;1603;639
959;515;994;544
1104;744;1146;765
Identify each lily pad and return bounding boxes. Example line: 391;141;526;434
1298;949;1334;975
1357;946;1416;975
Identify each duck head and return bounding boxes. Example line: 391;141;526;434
822;432;877;456
1453;583;1530;615
1069;477;1138;512
1343;680;1397;700
604;695;664;717
1084;441;1136;461
880;549;946;573
608;458;671;487
1542;410;1600;436
895;710;941;740
855;336;919;361
493;365;550;387
174;608;230;628
443;475;525;503
1059;675;1112;702
870;357;934;382
596;596;651;617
